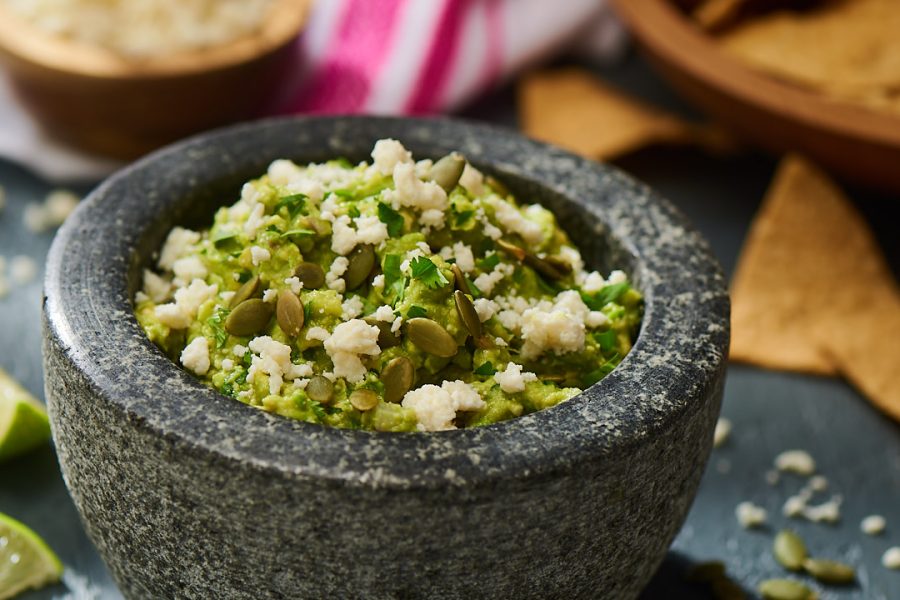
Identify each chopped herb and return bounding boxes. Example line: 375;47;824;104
280;229;316;241
535;273;558;296
383;254;406;299
581;353;620;387
235;369;248;385
594;329;617;353
410;256;449;289
377;202;404;237
274;194;307;219
583;282;630;310
347;205;361;219
474;362;496;376
303;301;312;324
311;402;327;421
206;308;230;349
406;305;428;319
477;253;500;271
237;271;253;284
323;405;343;416
331;189;356;199
454;209;475;227
465;274;482;298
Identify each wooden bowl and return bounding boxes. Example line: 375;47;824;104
612;0;900;193
0;0;311;159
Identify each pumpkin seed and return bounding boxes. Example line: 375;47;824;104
382;357;414;403
345;245;375;291
544;255;574;275
275;290;304;337
802;558;855;584
711;577;746;600
431;153;466;192
364;318;401;349
685;561;727;583
757;579;816;600
773;530;808;571
229;275;260;308
406;318;457;357
496;239;526;261
224;299;273;337
451;264;471;296
306;376;333;404
454;290;483;340
349;389;379;411
294;262;326;289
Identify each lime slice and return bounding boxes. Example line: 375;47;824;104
0;513;63;599
0;369;51;462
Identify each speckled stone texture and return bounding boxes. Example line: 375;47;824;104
42;116;729;599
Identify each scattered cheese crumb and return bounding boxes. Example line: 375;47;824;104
401;380;485;431
489;197;543;246
172;256;207;283
247;336;311;395
388;162;448;214
9;255;37;285
180;337;210;375
284;276;303;294
774;450;816;476
371;139;412;175
861;515;886;536
142;270;172;303
713;418;732;448
158;227;200;271
472;298;499;322
439;242;475;273
341;295;365;320
735;501;768;529
221;359;235;371
305;327;330;342
373;305;395;322
262;289;277;303
493;362;538;393
459;163;486;196
322;319;381;383
249;245;271;266
882;547;900;570
326;256;349;292
233;344;248;357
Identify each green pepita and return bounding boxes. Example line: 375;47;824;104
711;577;746;600
275;290;304;338
496;239;526;261
451;264;471;296
431;152;466;192
306;376;333;404
364;318;401;349
802;558;855;585
345;245;375;291
454;290;483;340
773;530;808;571
406;318;458;358
758;579;816;600
229;275;260;308
224;298;273;337
294;262;326;289
382;357;414;404
349;389;379;411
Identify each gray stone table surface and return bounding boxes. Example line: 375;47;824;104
2;52;899;599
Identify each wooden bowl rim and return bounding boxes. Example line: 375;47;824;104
0;0;310;79
612;0;900;149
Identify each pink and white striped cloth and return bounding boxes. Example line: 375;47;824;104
0;0;624;180
290;0;624;115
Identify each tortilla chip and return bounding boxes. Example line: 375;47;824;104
719;0;900;92
518;68;731;161
731;154;900;420
692;0;744;30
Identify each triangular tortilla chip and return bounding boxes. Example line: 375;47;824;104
517;68;730;160
731;154;900;420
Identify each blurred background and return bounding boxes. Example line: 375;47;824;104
1;1;899;598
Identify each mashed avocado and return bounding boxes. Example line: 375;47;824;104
135;139;642;432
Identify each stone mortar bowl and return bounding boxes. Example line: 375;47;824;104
42;116;729;599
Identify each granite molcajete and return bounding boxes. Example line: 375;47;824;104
42;116;729;599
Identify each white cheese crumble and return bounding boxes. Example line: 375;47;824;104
326;256;349;292
341;296;364;320
9;255;37;285
249;245;271;266
735;501;767;529
520;293;587;360
371;274;385;290
580;271;607;293
23;189;80;232
607;270;627;285
221;359;235;371
882;547;900;570
401;380;485;431
322;319;381;383
489;197;543;246
861;515;886;536
493;362;538;393
142;270;172;303
284;277;303;295
262;289;277;303
439;242;475;273
180;337;210;376
305;327;330;342
371;139;412;175
172;256;207;284
243;202;267;239
713;418;732;448
247;336;312;395
388;162;448;214
774;450;816;476
373;305;395;322
459;163;486;196
155;279;217;329
158;227;200;271
233;344;248;357
472;298;499;322
473;261;514;296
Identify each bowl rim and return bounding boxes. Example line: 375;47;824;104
0;0;310;79
43;115;729;490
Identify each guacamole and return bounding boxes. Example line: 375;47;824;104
135;139;642;432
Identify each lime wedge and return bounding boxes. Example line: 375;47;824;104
0;513;63;599
0;369;51;462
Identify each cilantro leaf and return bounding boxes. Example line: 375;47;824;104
410;257;449;289
274;194;307;219
377;202;404;237
406;305;428;319
206;308;230;349
383;254;407;299
280;229;316;241
454;209;475;227
348;205;361;219
581;282;629;311
474;362;496;376
477;253;500;271
581;353;621;387
594;329;617;353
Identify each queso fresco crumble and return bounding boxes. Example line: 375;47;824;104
135;139;643;432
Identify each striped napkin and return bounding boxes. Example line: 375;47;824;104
0;0;624;180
